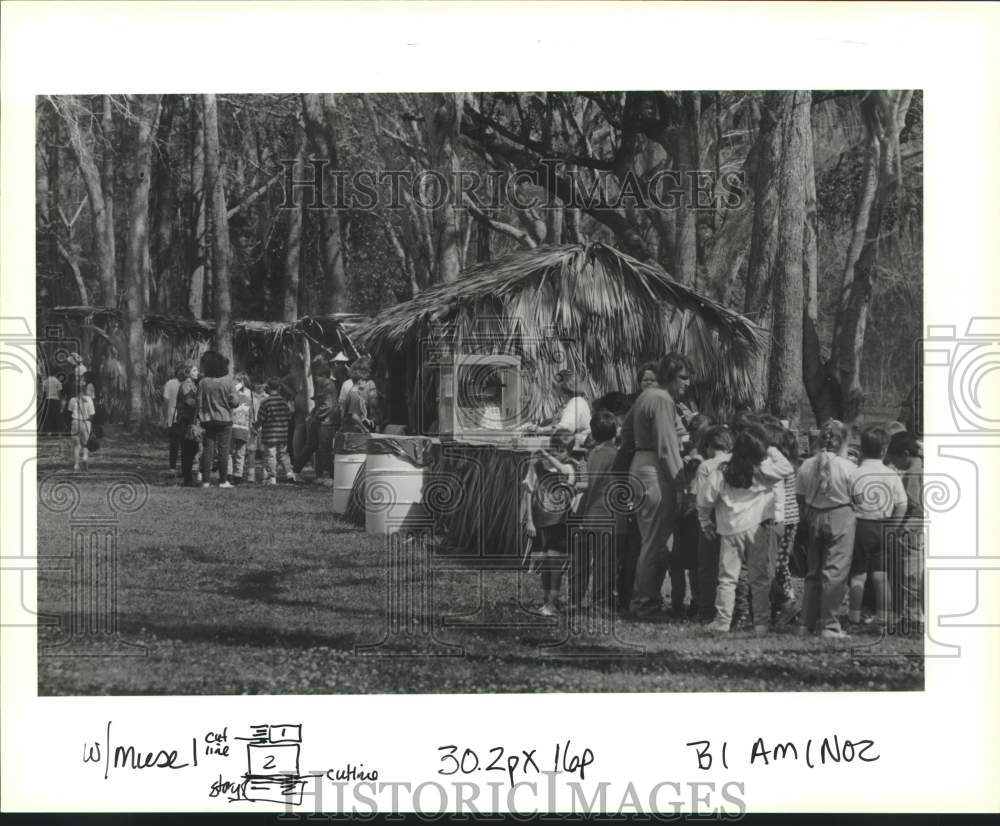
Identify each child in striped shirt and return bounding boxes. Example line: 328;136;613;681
256;377;296;485
770;428;801;621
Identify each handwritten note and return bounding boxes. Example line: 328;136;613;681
686;735;880;770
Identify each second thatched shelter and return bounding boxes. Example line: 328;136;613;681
40;307;368;423
232;314;368;381
358;242;766;431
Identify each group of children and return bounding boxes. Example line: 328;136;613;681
521;408;925;638
165;353;379;488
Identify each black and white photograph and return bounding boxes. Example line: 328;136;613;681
33;88;927;695
5;1;1000;818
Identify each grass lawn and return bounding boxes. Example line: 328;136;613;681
36;429;923;695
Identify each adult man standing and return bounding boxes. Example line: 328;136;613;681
617;352;692;618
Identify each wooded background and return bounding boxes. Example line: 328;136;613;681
36;91;922;427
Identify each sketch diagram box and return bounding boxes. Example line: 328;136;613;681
268;724;301;744
247;742;300;776
244;776;307;806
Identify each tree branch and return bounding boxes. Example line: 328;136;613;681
463;103;616;171
226;171;282;219
462;196;537;248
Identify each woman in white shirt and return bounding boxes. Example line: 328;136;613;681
531;369;591;450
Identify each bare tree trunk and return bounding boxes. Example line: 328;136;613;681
744;91;813;421
36;105;50;225
546;205;563;245
565;206;583;244
100;95;116;303
672;92;700;286
743;92;783;391
204;94;233;361
56;95;116;304
476;218;493;262
830;91;913;424
283;126;306;322
422;93;465;283
301;93;347;312
150;95;176;314
765;92;809;425
56;238;89;304
189;95;207;318
123;94;162;426
801;96;840;424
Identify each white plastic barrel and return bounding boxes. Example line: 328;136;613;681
333;452;366;515
365;449;426;535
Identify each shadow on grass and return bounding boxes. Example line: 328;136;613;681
117;616;368;650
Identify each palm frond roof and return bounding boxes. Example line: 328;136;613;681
359;243;766;412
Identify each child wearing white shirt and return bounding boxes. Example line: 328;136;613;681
68;389;95;472
700;425;793;634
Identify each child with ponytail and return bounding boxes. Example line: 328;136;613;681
700;424;793;634
796;419;858;638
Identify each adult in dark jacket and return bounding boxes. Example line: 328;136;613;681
197;350;239;488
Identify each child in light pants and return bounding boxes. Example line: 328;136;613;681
715;523;775;631
797;419;858;638
227;374;253;484
694;426;734;624
699;426;792;634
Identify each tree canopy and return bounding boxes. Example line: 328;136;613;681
37;91;921;427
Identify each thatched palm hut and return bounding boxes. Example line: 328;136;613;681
42;306;215;421
359;243;765;430
232;314;367;381
41;307;367;422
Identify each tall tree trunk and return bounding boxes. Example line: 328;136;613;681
422;93;465;284
123;94;162;426
764;92;809;426
830;91;913;424
475;218;493;262
204;94;233;361
150;95;176;314
283;126;306;322
56;95;116;304
100;95;116;303
189;95;207;318
672;92;700;286
743;92;783;392
801;97;840;424
56;238;89;305
744;91;812;420
301;93;347;312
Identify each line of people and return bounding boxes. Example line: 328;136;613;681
521;353;925;637
164;351;380;488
